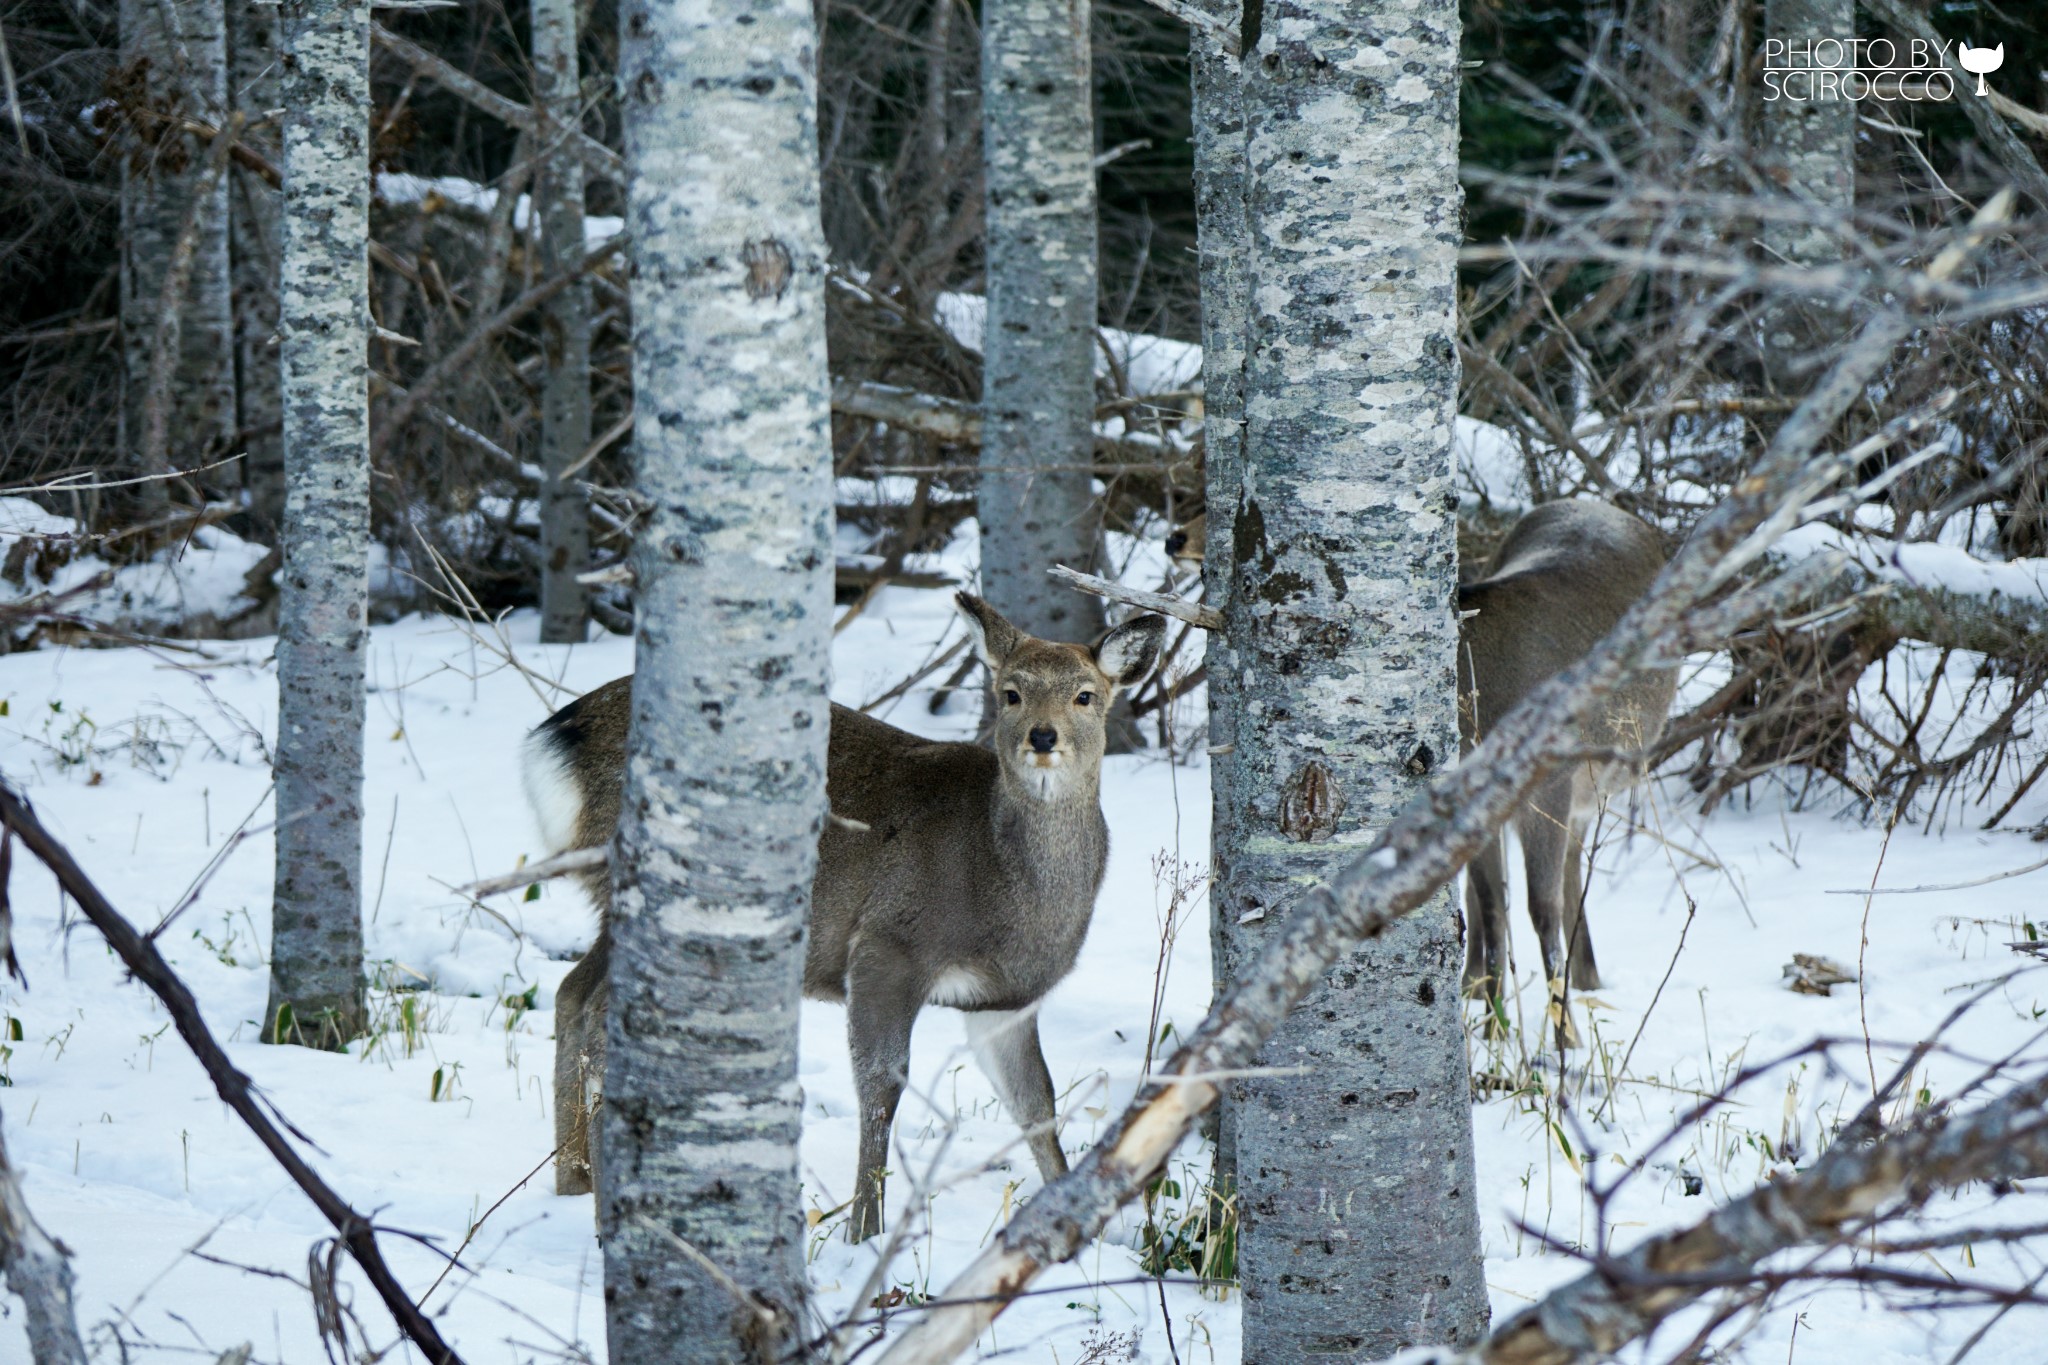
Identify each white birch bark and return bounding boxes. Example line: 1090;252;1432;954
265;0;368;1048
602;0;834;1354
1759;0;1854;373
229;0;283;534
1190;31;1247;1189
976;0;1105;645
119;0;235;510
533;0;590;642
1222;0;1489;1352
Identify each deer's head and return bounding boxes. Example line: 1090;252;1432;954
956;592;1165;800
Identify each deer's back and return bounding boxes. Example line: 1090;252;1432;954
1458;501;1675;772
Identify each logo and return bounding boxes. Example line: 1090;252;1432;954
1958;42;2004;97
1761;36;2000;102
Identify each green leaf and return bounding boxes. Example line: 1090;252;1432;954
523;883;541;902
5;1016;19;1042
431;1066;445;1102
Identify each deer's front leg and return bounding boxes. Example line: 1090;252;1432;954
965;1006;1068;1183
846;944;921;1243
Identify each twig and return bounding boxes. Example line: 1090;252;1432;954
0;784;466;1365
1048;565;1221;630
370;22;622;180
373;236;627;456
0;318;117;348
147;785;279;941
457;846;606;899
1825;854;2048;896
0;455;245;496
420;1145;560;1304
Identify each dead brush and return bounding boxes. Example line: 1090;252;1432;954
357;960;441;1065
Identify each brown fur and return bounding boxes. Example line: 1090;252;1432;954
527;593;1164;1240
1166;501;1675;1042
1455;501;1675;1039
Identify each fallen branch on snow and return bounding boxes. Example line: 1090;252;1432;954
0;1103;87;1365
0;784;466;1365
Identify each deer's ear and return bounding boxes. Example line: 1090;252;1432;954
1094;614;1167;689
955;592;1026;670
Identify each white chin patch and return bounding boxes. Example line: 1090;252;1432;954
1031;767;1066;802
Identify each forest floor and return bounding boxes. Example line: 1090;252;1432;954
2;515;2046;1364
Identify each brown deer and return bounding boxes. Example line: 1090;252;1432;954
1168;500;1673;1040
522;593;1165;1241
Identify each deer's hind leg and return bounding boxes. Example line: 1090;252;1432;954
1561;812;1601;991
1462;832;1510;1007
554;931;609;1199
965;1006;1068;1183
1519;774;1581;1050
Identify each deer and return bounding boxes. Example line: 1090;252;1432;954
521;592;1166;1241
1167;499;1674;1043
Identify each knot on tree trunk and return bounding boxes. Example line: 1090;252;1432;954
1278;760;1344;841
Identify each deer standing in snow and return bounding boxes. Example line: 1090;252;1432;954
522;592;1164;1240
1170;499;1673;1041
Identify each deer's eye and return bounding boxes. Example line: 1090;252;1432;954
1004;689;1022;706
1075;691;1094;707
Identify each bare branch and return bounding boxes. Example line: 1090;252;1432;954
1047;564;1221;630
0;1106;86;1365
1436;1066;2048;1364
372;235;626;456
0;784;466;1365
369;23;622;181
457;846;606;899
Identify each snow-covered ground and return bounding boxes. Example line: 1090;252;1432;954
2;515;2046;1364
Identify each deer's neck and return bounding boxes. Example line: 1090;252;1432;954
989;768;1108;909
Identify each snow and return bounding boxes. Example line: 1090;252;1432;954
1779;521;2048;607
2;516;2046;1364
375;173;624;248
0;496;273;642
1454;417;1531;509
933;291;1205;396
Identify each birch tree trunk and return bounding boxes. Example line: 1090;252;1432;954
1221;0;1489;1353
119;0;235;513
264;0;369;1050
533;0;590;643
1759;0;1854;371
601;0;834;1354
1190;32;1247;1191
976;0;1104;647
229;0;284;536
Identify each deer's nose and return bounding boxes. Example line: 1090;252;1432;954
1028;726;1058;753
1164;531;1188;556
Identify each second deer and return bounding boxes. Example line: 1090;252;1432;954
522;592;1165;1241
1170;499;1673;1041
